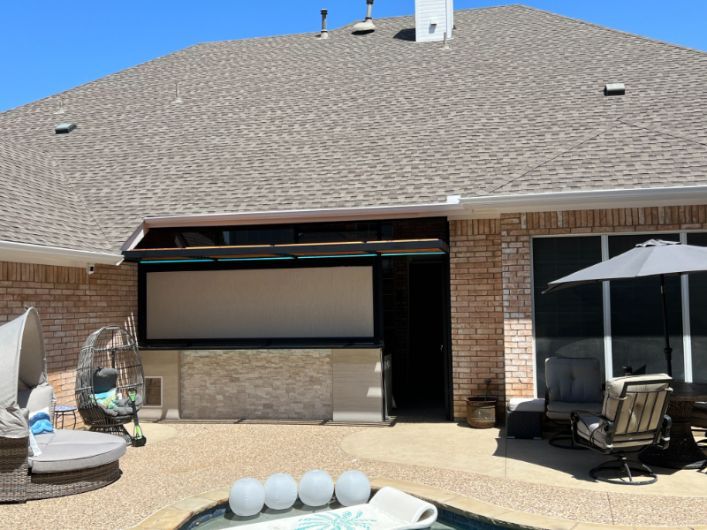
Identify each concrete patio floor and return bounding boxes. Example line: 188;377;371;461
1;421;705;530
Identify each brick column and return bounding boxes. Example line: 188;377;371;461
449;219;504;419
500;214;535;399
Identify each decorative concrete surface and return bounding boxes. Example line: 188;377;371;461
340;423;707;496
1;422;705;530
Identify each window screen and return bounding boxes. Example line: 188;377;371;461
532;237;604;396
609;234;683;379
687;232;707;383
145;266;374;340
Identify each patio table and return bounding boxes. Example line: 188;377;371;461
639;381;707;470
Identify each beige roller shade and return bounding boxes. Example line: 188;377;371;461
146;266;374;339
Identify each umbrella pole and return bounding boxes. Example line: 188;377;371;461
660;274;673;377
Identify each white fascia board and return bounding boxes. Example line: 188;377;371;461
0;240;122;268
454;186;707;218
122;197;464;250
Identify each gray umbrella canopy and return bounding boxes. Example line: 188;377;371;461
545;240;707;293
544;239;707;378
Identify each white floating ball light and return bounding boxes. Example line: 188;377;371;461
298;470;334;507
229;478;265;517
335;470;371;507
264;473;298;510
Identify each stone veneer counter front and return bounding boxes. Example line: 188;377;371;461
179;349;383;421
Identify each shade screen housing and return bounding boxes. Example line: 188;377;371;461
145;266;374;340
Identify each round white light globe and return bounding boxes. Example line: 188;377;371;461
264;473;298;510
298;470;334;507
229;478;265;517
335;470;371;507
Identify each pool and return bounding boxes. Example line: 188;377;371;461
181;500;507;530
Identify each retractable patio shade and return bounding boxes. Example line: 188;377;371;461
123;238;449;262
544;239;707;377
0;308;48;438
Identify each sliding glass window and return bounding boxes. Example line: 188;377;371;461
687;232;707;383
608;234;683;379
532;237;604;396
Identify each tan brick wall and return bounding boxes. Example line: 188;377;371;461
449;219;504;418
499;205;707;399
0;262;137;409
180;349;333;420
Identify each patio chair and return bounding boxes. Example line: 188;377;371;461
571;374;672;485
544;356;603;448
1;308;125;502
693;402;706;448
75;326;145;444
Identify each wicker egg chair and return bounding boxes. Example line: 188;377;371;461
75;326;144;443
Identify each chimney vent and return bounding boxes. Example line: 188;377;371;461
415;0;453;43
352;0;375;34
319;9;329;39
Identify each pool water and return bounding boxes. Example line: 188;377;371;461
182;501;506;530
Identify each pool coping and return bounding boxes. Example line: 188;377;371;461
131;477;707;530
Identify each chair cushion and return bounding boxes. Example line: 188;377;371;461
694;402;707;428
93;368;118;394
575;414;655;449
546;401;602;421
17;384;54;415
602;374;671;423
545;357;603;403
507;398;545;413
29;429;126;474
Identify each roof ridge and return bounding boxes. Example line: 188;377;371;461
617;118;707;150
486;120;620;194
514;5;707;59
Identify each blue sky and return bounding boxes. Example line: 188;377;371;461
1;1;705;112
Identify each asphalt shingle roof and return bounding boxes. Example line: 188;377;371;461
0;139;111;252
0;5;706;252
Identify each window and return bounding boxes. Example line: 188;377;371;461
533;232;705;392
688;233;707;383
609;234;683;379
144;377;163;407
533;237;604;396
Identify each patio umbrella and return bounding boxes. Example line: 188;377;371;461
543;239;707;377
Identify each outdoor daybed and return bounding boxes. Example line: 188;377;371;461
0;308;126;502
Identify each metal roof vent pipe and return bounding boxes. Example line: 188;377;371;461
604;82;626;96
319;9;329;39
352;0;375;34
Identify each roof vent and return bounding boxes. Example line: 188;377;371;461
604;83;625;96
319;9;329;39
352;0;375;34
54;122;77;134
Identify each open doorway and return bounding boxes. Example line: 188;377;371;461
383;257;451;420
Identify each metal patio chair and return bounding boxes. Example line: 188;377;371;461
571;374;672;485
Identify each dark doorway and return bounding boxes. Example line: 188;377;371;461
383;257;450;420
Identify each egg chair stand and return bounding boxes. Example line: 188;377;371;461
75;326;146;446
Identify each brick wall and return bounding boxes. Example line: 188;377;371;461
0;262;137;408
499;205;707;399
449;219;504;418
180;349;333;420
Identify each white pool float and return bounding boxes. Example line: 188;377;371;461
227;487;438;530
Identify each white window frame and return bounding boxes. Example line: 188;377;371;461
530;229;704;394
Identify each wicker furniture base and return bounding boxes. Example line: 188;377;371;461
0;437;30;503
1;436;122;502
27;461;121;500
